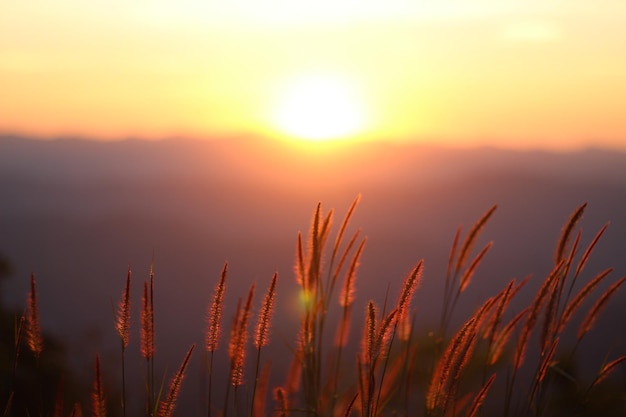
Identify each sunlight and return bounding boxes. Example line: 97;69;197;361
271;73;367;142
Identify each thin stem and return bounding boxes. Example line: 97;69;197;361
121;346;127;417
251;346;263;417
207;351;214;417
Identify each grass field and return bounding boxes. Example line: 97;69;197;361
3;198;626;417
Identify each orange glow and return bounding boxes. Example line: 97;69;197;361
1;2;626;149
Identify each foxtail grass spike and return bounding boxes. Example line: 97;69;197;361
578;275;626;340
339;239;366;308
515;261;563;369
231;284;255;386
115;267;131;350
396;261;423;324
295;232;306;288
141;280;154;359
331;229;361;295
330;195;361;270
157;345;195;417
575;223;609;278
459;241;493;293
484;279;515;343
559;268;613;334
489;308;529;365
255;273;277;349
455;205;497;274
206;262;228;352
26;273;43;358
363;301;376;364
555;203;587;264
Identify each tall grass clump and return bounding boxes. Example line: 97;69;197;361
3;198;626;416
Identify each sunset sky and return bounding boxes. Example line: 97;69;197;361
2;0;626;149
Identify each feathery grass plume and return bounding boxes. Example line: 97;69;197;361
363;301;377;364
561;229;581;282
555;202;586;264
558;268;613;334
467;374;496;417
157;344;195;417
396;261;423;324
426;316;477;412
578;275;626;340
295;232;306;288
327;195;361;290
360;302;377;416
330;195;360;265
459;241;493;293
252;274;277;416
26;273;43;358
574;223;608;279
483;279;515;343
150;263;156;349
541;268;562;352
397;311;411;342
455;205;497;274
330;229;361;297
431;297;494;411
320;210;334;258
515;261;563;369
360;302;398;417
91;354;106;417
588;355;626;390
205;262;227;417
114;268;131;417
306;202;323;293
141;280;154;358
231;284;255;386
273;387;288;417
428;297;497;413
489;308;529;365
339;238;366;308
206;262;228;352
115;267;131;349
373;309;398;364
228;298;242;365
255;273;277;349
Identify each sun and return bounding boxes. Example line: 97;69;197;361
271;74;366;142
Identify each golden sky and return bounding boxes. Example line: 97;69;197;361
2;0;626;149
